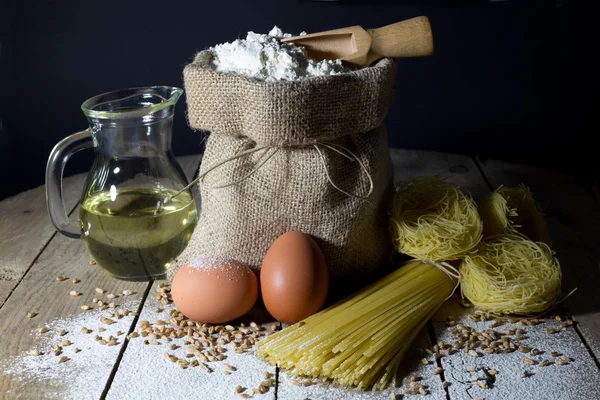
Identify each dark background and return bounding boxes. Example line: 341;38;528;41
0;0;595;200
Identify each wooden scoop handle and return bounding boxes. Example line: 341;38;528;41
368;16;434;59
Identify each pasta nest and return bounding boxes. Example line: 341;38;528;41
390;176;482;261
460;234;562;315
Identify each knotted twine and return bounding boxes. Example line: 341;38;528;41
167;54;399;286
167;139;375;201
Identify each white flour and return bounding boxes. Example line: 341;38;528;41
202;26;350;82
432;300;600;400
0;300;140;400
105;297;277;400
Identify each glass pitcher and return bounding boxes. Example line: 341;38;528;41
46;86;198;281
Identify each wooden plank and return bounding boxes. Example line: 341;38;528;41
0;172;86;306
105;282;278;400
0;230;150;399
0;155;202;400
389;149;489;202
432;299;600;400
476;158;600;361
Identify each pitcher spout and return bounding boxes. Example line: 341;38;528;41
80;86;184;157
81;86;183;121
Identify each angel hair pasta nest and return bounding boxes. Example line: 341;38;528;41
479;185;551;244
460;234;562;315
390;176;483;261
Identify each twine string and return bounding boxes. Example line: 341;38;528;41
207;147;281;190
162;140;374;204
318;142;374;200
423;259;462;300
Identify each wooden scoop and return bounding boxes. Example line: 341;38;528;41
281;16;434;67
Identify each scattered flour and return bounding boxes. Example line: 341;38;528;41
0;300;140;400
105;294;276;400
186;255;245;276
201;26;351;82
432;299;600;400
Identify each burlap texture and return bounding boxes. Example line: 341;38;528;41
168;53;398;285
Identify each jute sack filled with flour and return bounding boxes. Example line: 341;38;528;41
169;52;398;287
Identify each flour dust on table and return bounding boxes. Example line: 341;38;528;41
433;301;600;400
0;300;140;400
106;284;278;400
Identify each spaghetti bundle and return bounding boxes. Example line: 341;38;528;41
389;176;482;261
479;185;550;244
256;260;455;390
460;234;562;315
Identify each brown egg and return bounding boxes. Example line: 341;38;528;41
171;256;258;324
260;231;329;324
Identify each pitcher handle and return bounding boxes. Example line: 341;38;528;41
45;129;94;239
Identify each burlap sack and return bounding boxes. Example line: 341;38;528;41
169;52;398;287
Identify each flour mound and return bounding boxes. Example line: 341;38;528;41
204;26;350;82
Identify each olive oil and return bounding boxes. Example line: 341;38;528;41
80;188;197;281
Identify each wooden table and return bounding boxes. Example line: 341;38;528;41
1;149;599;400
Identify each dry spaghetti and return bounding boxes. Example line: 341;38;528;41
460;234;562;315
479;185;551;244
255;260;455;390
389;176;483;261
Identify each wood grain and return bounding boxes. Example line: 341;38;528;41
389;149;489;202
108;152;279;399
0;155;201;400
0;228;150;399
283;16;434;67
476;158;600;361
368;16;435;60
0;173;86;306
